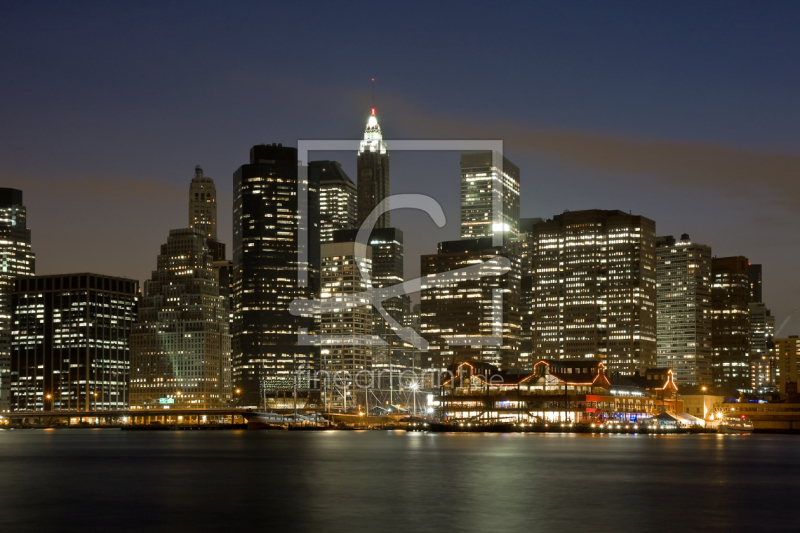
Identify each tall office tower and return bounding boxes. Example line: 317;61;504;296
748;264;762;303
312;160;357;242
319;242;372;408
212;260;233;305
403;303;421;330
711;256;752;391
510;218;546;370
749;302;775;392
189;165;217;239
356;108;390;229
189;166;225;261
233;144;319;405
655;234;712;385
332;228;409;369
402;303;424;370
776;336;800;394
460;151;520;239
10;274;137;411
0;189;35;412
420;237;522;370
130;228;232;409
528;210;657;375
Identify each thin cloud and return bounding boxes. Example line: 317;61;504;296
370;93;800;214
6;174;185;202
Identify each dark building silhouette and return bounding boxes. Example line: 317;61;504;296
11;274;138;411
232;144;319;405
356;109;390;229
748;263;762;303
0;188;35;412
711;256;751;391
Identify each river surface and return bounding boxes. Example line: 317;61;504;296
0;429;797;532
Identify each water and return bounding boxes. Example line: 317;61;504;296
0;429;797;533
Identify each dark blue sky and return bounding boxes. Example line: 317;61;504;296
2;1;799;333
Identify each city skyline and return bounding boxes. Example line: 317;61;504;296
2;3;799;336
3;5;800;533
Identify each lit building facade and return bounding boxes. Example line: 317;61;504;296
776;336;800;394
656;234;712;385
10;274;138;411
0;188;35;412
711;256;751;391
333;228;409;369
189;165;218;240
511;218;546;371
356;108;390;229
189;165;225;261
437;360;681;423
319;242;373;372
232;144;319;405
460;151;520;239
420;237;522;371
526;210;657;375
312;160;357;243
749;302;775;392
130;228;232;409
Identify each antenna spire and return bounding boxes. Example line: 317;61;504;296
371;78;375;114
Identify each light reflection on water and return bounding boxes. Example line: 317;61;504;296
0;429;797;533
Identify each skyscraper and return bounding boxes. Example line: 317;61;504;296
711;256;751;391
656;234;712;385
333;228;409;369
189;165;217;240
509;217;545;370
319;241;373;409
748;302;775;392
232;144;319;405
527;210;657;375
356;108;390;229
312;160;357;243
0;188;35;412
129;228;232;409
420;237;522;370
189;166;225;261
748;263;762;303
460;151;520;239
776;336;800;394
11;274;137;411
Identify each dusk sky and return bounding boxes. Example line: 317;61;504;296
2;1;799;334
